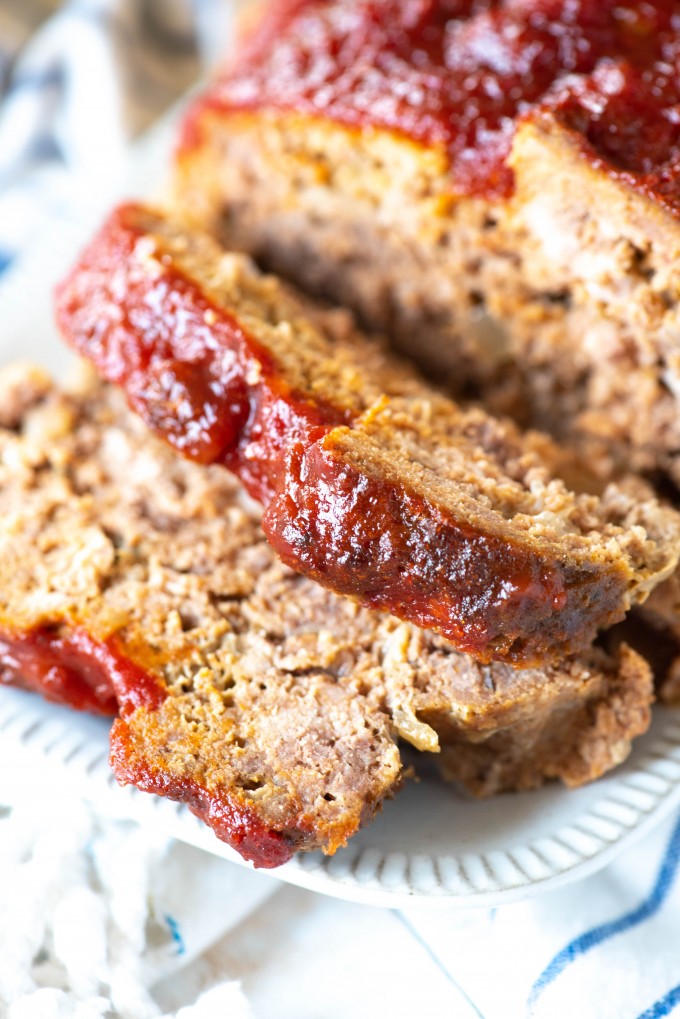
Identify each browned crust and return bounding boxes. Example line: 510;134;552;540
0;364;657;862
55;204;680;666
172;95;680;486
109;720;300;867
438;644;653;795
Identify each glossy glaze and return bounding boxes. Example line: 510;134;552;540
182;0;680;204
0;621;295;866
0;628;134;716
56;204;637;665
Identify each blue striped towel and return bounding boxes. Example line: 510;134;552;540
395;808;680;1018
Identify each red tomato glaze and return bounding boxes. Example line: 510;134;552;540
0;620;292;867
55;203;641;665
181;0;680;204
54;204;347;503
0;627;163;716
109;719;296;868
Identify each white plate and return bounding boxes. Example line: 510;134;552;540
1;104;680;909
1;686;680;909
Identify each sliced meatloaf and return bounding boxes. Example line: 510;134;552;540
55;203;680;667
634;571;680;705
0;363;654;864
172;0;680;481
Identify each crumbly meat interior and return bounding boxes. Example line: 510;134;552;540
506;113;680;483
0;364;655;863
635;569;680;706
173;97;680;485
56;205;680;666
174;110;521;398
0;364;399;861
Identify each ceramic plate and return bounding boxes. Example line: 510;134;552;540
1;105;680;909
1;686;680;909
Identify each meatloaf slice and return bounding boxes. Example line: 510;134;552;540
0;363;401;866
172;0;680;481
55;203;680;667
0;364;654;863
633;570;680;706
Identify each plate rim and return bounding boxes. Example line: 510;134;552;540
1;686;680;909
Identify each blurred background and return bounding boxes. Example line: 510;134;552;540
0;0;239;268
0;0;235;108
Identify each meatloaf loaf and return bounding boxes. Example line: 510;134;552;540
0;362;654;865
633;571;680;706
55;203;680;669
172;0;680;482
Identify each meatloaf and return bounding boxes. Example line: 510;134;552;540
0;362;654;865
633;571;680;705
172;0;680;482
55;203;680;667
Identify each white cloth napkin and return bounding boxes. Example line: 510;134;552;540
2;3;680;1018
0;795;274;1018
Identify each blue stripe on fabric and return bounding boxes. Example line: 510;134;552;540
29;133;61;163
527;810;680;1013
8;66;63;95
0;251;14;276
164;914;186;956
636;984;680;1019
394;911;486;1018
